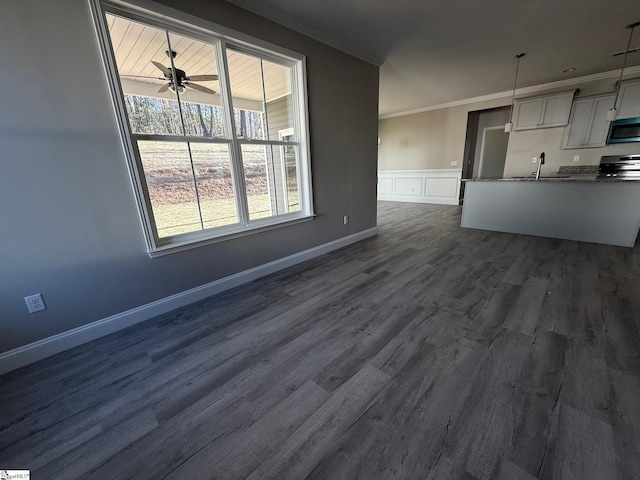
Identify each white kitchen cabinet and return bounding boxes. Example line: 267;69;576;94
513;91;575;130
615;80;640;119
563;94;614;148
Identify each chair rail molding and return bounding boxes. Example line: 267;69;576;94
378;169;462;205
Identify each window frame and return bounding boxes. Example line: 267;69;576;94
90;0;314;257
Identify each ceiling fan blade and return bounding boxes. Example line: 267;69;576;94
185;74;218;82
151;61;172;78
185;82;216;94
158;83;170;93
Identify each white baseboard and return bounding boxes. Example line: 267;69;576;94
0;227;378;375
378;169;462;205
377;194;460;206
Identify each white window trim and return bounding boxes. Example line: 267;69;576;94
89;0;314;257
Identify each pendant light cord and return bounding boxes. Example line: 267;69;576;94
508;53;525;123
613;21;640;107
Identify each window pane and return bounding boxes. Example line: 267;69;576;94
263;61;295;142
283;145;300;213
190;143;239;228
242;144;300;220
227;50;265;140
167;32;227;138
242;144;271;219
106;13;227;138
137;141;202;237
226;50;295;142
106;14;181;135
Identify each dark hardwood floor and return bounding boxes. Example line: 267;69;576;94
2;201;640;479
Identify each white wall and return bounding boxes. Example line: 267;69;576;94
378;98;509;171
503;127;639;178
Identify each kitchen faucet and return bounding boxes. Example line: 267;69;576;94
535;152;545;180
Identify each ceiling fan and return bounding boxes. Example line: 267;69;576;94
123;50;219;95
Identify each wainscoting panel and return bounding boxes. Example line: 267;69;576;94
394;177;423;196
378;169;462;205
378;177;394;196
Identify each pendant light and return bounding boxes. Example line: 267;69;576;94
505;53;526;133
607;21;640;121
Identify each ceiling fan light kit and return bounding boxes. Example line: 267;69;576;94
169;84;186;94
608;20;640;121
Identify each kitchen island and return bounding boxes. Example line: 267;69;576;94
461;178;640;247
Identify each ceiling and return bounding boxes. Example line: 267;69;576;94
225;0;640;117
107;13;291;110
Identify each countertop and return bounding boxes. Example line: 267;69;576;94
462;176;639;183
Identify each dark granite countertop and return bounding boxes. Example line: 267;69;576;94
463;177;639;183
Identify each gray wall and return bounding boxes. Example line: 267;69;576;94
0;0;379;352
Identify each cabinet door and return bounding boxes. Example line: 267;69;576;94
540;93;574;127
513;98;543;130
616;81;640;119
585;96;614;147
564;99;593;148
563;95;614;149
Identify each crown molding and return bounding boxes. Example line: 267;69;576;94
225;0;385;67
379;65;640;120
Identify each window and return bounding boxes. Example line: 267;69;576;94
92;1;313;255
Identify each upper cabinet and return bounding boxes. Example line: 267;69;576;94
615;80;640;119
513;91;575;130
563;94;614;149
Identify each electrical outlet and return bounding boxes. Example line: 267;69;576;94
532;157;538;163
573;155;580;162
25;294;46;313
343;215;349;225
450;161;458;166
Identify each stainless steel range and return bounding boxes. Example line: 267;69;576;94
598;154;640;179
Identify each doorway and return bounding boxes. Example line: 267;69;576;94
477;126;509;179
460;105;510;202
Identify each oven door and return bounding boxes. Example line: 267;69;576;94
607;118;640;144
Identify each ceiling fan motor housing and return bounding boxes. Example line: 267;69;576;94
170;68;187;82
167;68;187;92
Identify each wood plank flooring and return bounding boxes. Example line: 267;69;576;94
2;201;640;479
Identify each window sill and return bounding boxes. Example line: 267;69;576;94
147;213;316;258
